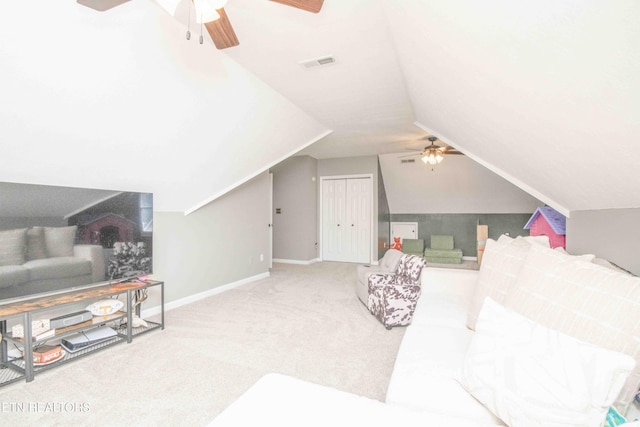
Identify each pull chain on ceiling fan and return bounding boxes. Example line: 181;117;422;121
79;0;325;50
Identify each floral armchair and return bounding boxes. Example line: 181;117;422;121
367;254;426;329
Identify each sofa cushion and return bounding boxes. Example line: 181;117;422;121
402;239;424;255
461;298;635;427
503;243;640;412
466;236;532;330
24;256;92;281
0;228;27;266
423;248;463;258
26;226;48;261
430;235;454;250
44;226;77;257
0;265;30;289
386;324;505;424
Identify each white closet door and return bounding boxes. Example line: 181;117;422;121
322;177;371;263
322;179;347;261
346;178;371;263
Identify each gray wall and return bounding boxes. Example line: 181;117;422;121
377;159;390;260
152;172;271;305
567;208;640;276
389;213;532;257
317;155;379;263
270;156;318;262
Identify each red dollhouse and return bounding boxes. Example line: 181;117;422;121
524;206;566;249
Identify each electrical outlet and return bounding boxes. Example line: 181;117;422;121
260;254;264;262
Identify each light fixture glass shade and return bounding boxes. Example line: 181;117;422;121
421;147;444;165
194;0;221;23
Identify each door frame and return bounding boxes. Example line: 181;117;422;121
319;174;374;263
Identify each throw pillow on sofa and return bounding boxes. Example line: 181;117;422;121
503;243;640;413
466;235;533;330
0;228;28;266
0;228;27;266
44;226;77;258
460;297;635;427
26;226;48;261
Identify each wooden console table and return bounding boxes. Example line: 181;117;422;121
0;280;164;386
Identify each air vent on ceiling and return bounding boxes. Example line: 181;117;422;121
299;55;336;69
401;159;416;164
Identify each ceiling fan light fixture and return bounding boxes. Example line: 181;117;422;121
421;147;443;165
194;0;221;23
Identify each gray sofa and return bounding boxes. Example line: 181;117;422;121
0;226;105;301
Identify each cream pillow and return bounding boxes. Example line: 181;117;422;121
44;226;77;258
460;298;635;427
0;228;27;266
26;226;48;260
466;235;532;330
504;244;640;412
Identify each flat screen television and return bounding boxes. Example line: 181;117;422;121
0;181;153;303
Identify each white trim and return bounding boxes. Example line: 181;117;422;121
140;272;270;318
184;129;333;215
319;174;374;264
272;258;321;265
462;256;478;261
413;121;570;217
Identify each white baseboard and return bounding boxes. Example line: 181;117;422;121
462;256;478;261
272;258;320;265
141;271;270;318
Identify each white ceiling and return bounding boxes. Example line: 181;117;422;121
1;0;639;216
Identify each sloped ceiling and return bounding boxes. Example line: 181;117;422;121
0;0;329;213
1;0;639;216
384;0;640;214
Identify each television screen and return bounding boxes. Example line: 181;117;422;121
0;182;153;303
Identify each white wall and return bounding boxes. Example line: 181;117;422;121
378;153;542;213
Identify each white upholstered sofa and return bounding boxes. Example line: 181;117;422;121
210;235;640;427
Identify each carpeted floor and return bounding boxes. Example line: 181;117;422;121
0;262;405;426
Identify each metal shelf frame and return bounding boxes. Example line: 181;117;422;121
0;280;164;386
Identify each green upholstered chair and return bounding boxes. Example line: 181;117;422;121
402;239;425;257
423;235;463;264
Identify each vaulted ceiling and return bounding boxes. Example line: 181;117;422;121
1;0;638;216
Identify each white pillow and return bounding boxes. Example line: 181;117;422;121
460;298;635;427
44;225;77;257
466;236;532;330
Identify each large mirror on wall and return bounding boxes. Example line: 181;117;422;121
0;181;153;303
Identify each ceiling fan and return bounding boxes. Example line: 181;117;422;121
77;0;325;49
400;136;463;167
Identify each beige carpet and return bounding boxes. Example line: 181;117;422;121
0;262;405;426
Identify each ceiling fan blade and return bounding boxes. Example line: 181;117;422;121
270;0;324;14
205;8;239;50
76;0;131;11
443;148;464;155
